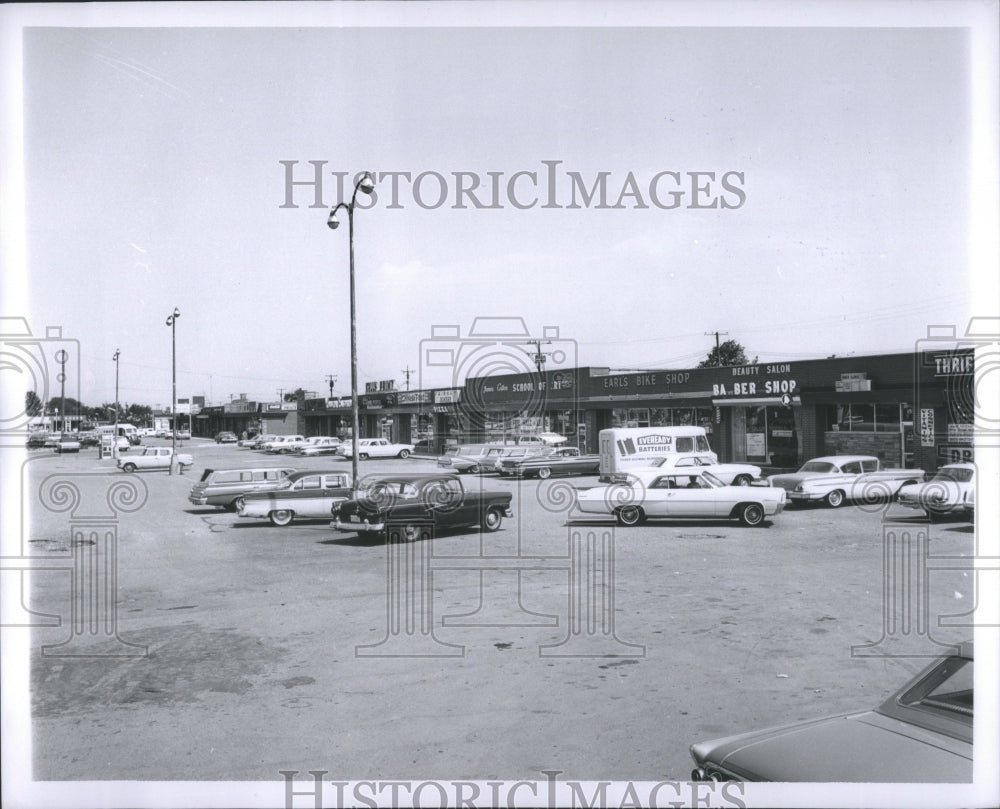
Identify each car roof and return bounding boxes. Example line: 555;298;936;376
286;469;350;481
359;473;460;484
805;455;879;464
938;462;976;471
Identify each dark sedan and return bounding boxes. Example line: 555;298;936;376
332;473;513;541
691;642;973;782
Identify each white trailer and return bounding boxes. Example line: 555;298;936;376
598;426;717;481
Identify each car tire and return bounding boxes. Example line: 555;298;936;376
232;496;246;512
482;506;503;532
733;474;752;487
269;510;294;526
468;464;481;475
615;505;645;526
738;502;765;526
359;453;369;460
398;449;411;459
537;467;552;480
825;490;845;508
397;523;424;542
122;463;137;473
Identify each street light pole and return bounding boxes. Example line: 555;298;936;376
113;349;120;459
55;350;68;434
328;172;375;493
165;308;180;475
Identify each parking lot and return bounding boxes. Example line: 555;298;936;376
21;439;975;782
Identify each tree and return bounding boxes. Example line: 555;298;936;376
125;403;153;424
25;391;43;417
284;388;308;402
698;339;757;368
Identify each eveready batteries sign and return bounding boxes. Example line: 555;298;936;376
618;434;676;456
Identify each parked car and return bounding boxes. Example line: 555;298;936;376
26;432;49;449
261;435;306;453
436;444;506;474
188;466;296;510
767;455;922;508
245;433;273;449
498;446;601;478
691;642;973;782
338;437;415;460
332;473;513;539
239;433;266;448
239;471;353;526
297;437;343;456
214;431;238;444
575;467;787;527
896;462;975;518
625;455;761;486
54;433;81;453
492;445;547;473
78;430;101;448
173;429;192;440
118;446;193;472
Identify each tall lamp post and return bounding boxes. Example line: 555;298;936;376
165;307;180;475
327;171;375;492
54;349;68;434
112;349;120;459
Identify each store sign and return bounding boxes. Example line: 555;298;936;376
919;408;935;447
365;379;397;393
932;351;974;376
435;389;462;404
947;423;974;444
397;391;432;405
937;445;974;463
711;364;797;397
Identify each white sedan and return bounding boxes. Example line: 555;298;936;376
625;455;761;486
896;463;975;518
576;468;787;527
338;438;414;459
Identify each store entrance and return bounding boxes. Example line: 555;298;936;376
744;405;797;467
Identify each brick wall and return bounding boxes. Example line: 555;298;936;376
822;430;902;466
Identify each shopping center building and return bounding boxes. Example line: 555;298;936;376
198;347;975;473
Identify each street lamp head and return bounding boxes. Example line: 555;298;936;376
173;307;180;319
113;349;120;362
357;172;375;195
327;209;341;230
166;308;180;326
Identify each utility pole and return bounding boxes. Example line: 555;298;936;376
522;339;552;374
325;374;337;398
400;366;414;391
704;331;729;366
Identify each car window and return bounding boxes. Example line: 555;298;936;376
841;462;862;474
860;459;878;472
300;477;321;490
650;477;675;489
676;437;694;452
696;436;711;452
675;457;695;467
800;461;836;473
898;657;973;719
323;475;348;488
936;467;974;483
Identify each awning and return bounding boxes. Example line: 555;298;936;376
712;396;801;407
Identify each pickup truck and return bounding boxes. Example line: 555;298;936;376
118;446;194;473
767;455;922;508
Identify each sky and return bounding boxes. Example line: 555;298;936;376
3;1;997;415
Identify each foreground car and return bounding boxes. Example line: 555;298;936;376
896;462;975;518
188;466;296;510
332;474;513;539
576;468;786;527
691;642;973;782
768;455;921;507
239;471;352;526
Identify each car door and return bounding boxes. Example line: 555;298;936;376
285;475;322;515
321;473;352;516
664;473;721;516
640;475;682;517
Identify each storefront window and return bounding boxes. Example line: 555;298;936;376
744;405;797;465
875;403;901;432
836;403;875;432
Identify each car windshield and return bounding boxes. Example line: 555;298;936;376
896;657;973;721
799;461;837;473
700;471;724;487
932;468;974;483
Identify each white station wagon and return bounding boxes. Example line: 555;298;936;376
337;438;414;460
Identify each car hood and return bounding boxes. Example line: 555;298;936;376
691;710;971;782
